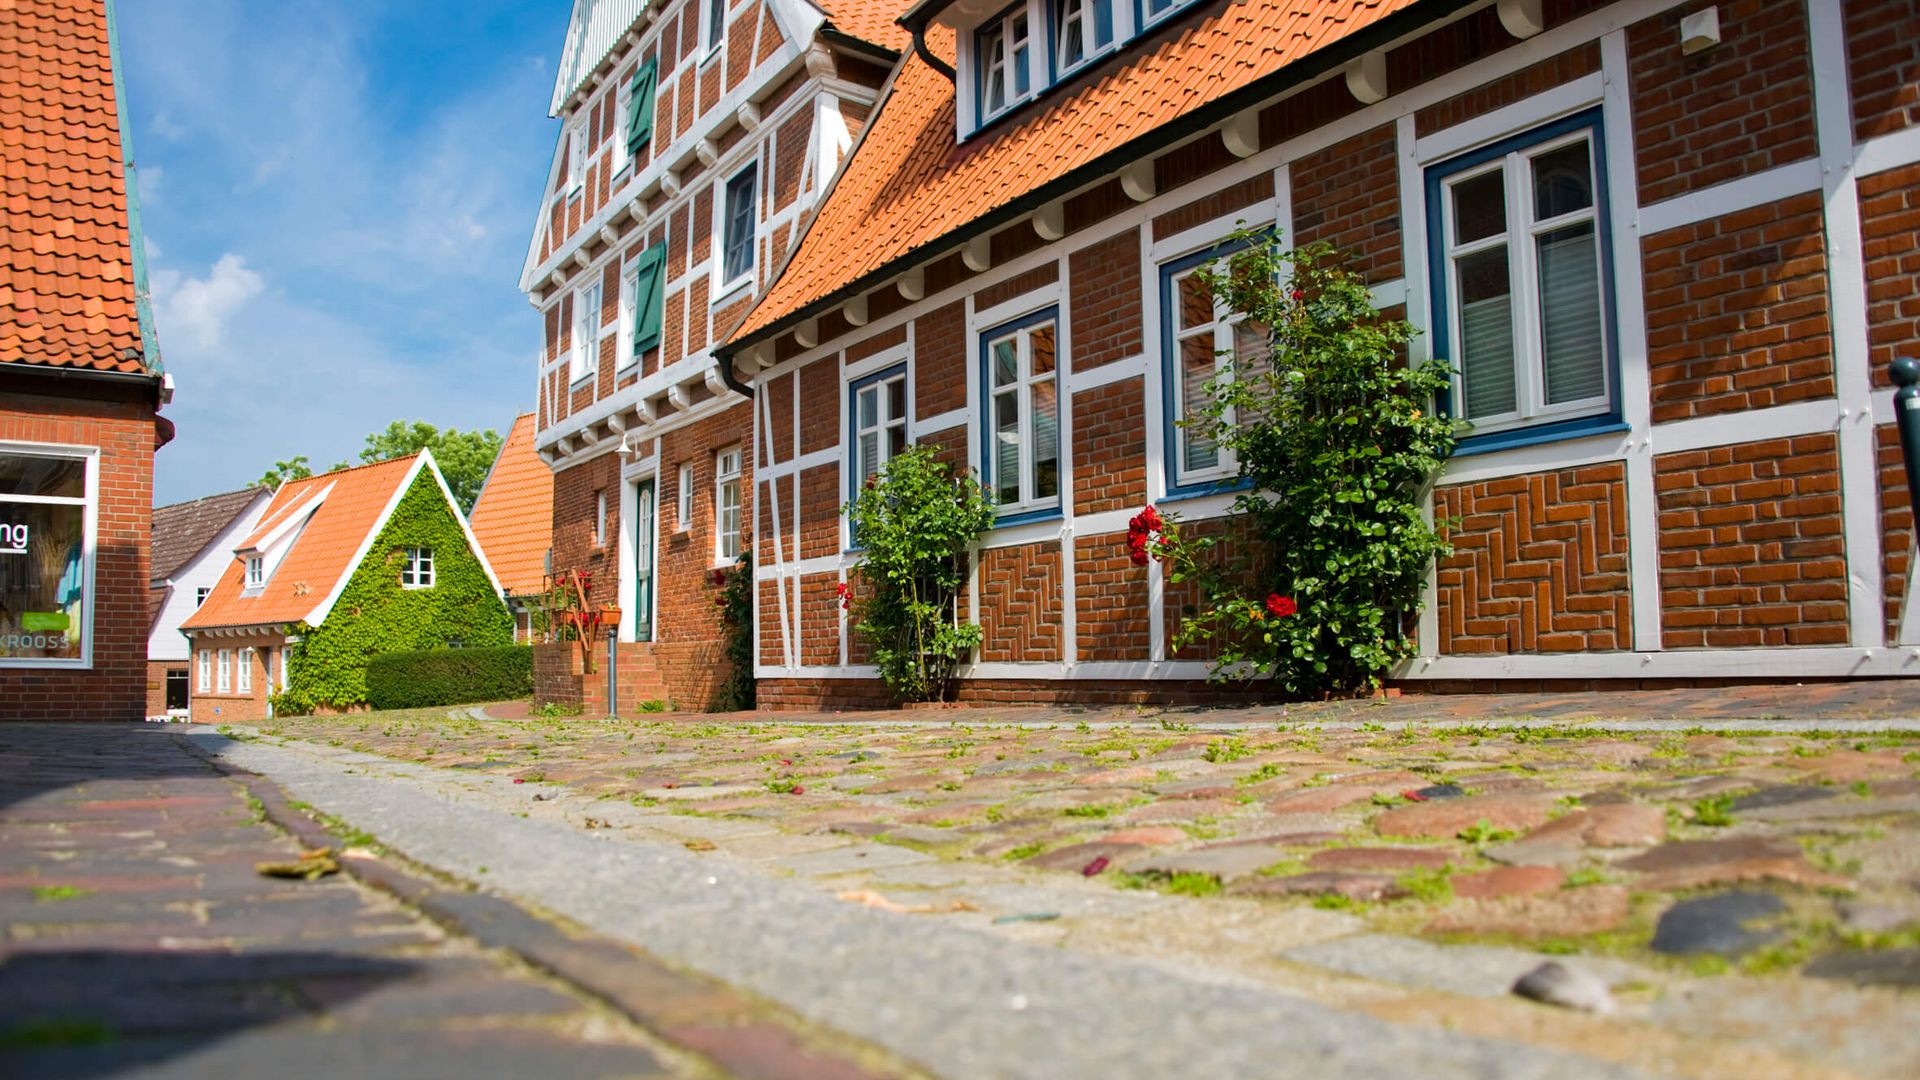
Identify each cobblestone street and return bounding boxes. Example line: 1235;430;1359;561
210;685;1920;1078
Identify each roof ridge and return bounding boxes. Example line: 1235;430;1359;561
153;485;263;514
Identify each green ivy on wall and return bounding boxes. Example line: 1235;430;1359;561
275;469;513;713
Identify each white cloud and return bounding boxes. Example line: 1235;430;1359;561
152;253;264;349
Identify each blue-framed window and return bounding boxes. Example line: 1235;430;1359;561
1158;239;1265;497
1050;0;1113;79
976;2;1033;122
978;308;1061;522
1426;108;1618;452
848;364;909;501
1139;0;1195;29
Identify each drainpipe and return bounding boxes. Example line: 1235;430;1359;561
605;626;619;719
910;25;956;83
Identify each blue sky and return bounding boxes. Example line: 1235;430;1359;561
119;0;572;505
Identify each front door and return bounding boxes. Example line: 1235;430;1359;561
633;479;655;642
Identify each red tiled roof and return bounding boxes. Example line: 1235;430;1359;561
181;456;421;632
820;0;911;53
468;413;554;599
728;0;1420;345
0;0;150;373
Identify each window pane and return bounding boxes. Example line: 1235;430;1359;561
1456;246;1516;418
859;431;878;481
1537;221;1605;405
1532;141;1593;221
1030;323;1055;376
888;425;907;460
994;391;1020;503
1451;169;1507;245
724;169;756;281
1032;377;1058;500
1011;15;1030;95
1059;0;1084;66
0;454;84;498
887;377;906;423
1178;273;1211;332
857;385;876;429
982;33;1006;114
1181;334;1219;472
992;338;1017;387
0;501;85;661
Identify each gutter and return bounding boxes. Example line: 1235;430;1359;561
719;0;1475;362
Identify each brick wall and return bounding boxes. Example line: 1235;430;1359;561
1877;423;1912;643
1415;44;1600;136
1845;0;1920;140
1070;377;1146;515
914;302;967;416
185;632;282;724
1655;434;1848;648
978;541;1063;663
0;388;161;722
1435;464;1633;654
1628;0;1816;205
1860;163;1920;388
1290;124;1401;282
145;659;183;718
1642;193;1834;421
1075;532;1149;662
1067;229;1143;373
1152;174;1273;242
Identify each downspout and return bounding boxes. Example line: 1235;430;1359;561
910;25;956;83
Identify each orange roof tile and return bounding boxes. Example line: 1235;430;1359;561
181;456;421;632
727;0;1423;347
0;0;151;373
468;413;554;598
820;0;911;53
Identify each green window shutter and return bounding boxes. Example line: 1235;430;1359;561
626;59;658;157
633;245;666;354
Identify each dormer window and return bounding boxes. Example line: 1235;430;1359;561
244;556;264;589
1053;0;1112;77
977;5;1032;121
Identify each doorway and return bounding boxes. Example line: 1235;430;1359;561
633;478;655;642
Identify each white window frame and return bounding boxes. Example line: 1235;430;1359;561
0;441;98;669
197;648;210;692
1052;0;1113;77
217;648;231;693
973;2;1036;125
677;463;693;531
714;446;742;565
401;547;435;589
1434;124;1611;435
1164;257;1254;490
595;489;608;547
851;366;909;491
616;258;640;371
237;647;253;694
565;121;586;196
613;76;633;177
715;162;758;297
571;280;601;385
981;312;1062;518
244;555;264;589
195;586;210;607
704;0;728;59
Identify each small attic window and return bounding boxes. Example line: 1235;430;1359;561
402;547;435;589
244;556;264;589
976;4;1033;122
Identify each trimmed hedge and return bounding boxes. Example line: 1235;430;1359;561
366;645;533;710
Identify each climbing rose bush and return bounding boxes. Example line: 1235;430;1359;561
1146;231;1457;696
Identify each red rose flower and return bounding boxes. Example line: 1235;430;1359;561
1290;289;1305;302
1265;594;1297;618
711;569;727;586
834;581;852;610
1126;505;1165;568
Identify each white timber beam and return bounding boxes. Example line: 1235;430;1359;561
962;235;992;272
898;266;926;301
1345;52;1388;105
1498;0;1544;38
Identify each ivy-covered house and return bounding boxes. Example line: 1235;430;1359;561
179;451;512;720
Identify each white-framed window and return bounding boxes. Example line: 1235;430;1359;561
1141;0;1194;27
571;280;601;384
613;76;633;176
718;163;758;292
1160;243;1269;491
705;0;727;56
237;647;253;694
617;259;639;371
1429;111;1612;438
1052;0;1113;77
595;490;608;547
217;648;231;693
976;4;1033;122
244;555;264;589
401;547;435;589
197;649;211;692
981;310;1060;517
714;446;742;563
851;365;908;492
0;446;94;667
195;586;209;607
565;121;586;195
677;463;693;531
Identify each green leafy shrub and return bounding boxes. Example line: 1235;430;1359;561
714;552;756;711
1142;232;1457;696
844;444;995;703
366;645;533;709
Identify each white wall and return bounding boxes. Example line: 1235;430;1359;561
147;491;271;662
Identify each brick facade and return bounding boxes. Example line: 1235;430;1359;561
186;632;282;724
1860;162;1920;388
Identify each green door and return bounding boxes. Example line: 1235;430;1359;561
634;479;656;642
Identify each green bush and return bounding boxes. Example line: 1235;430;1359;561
365;645;532;709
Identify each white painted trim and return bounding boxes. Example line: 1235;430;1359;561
0;439;97;670
910;407;969;439
1146;195;1280;262
1400;646;1920;681
843;341;909;382
1808;0;1883;649
755;446;837;483
1066;356;1146;394
1652;399;1840;455
1437;431;1634;488
969;281;1066;334
1855;124;1920;179
1412;73;1604;163
1637;158;1821;236
304;456;427;626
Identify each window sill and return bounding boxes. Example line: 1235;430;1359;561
401;584;435;591
1451;414;1628;457
1161;475;1251;504
710;275;753;308
992;505;1063;529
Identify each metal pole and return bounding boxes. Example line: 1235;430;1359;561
605;627;618;720
1892;357;1920;506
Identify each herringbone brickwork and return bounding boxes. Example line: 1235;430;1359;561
1435;464;1632;655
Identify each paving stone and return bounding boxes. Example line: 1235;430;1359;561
1511;960;1615;1014
1803;948;1920;987
1617;836;1851;892
764;843;933;877
1264;785;1375;814
1024;841;1144;873
1838;899;1920;934
1372;796;1556;839
1283;934;1645;999
1228;872;1401;902
1306;847;1452;872
1519;803;1665;848
1729;785;1838;811
1216;829;1346;848
1120;798;1236;824
1099;826;1187;846
1650;891;1787;957
1739;795;1920;822
1134;844;1289;882
638;783;763;801
1424;886;1632;940
1411;783;1466;800
1451;866;1565;900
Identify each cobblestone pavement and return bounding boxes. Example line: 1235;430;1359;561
0;724;698;1080
231;686;1920;1078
